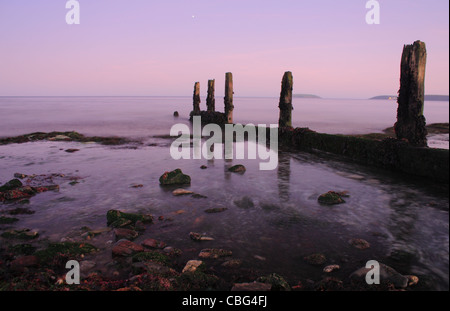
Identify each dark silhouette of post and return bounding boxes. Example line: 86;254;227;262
224;73;234;124
207;79;216;112
278;71;293;128
192;82;201;115
394;41;428;147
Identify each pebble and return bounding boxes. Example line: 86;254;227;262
182;260;203;273
323;264;340;273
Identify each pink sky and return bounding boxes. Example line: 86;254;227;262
0;0;448;98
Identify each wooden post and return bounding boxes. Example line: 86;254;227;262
278;71;293;128
207;79;215;112
192;82;201;115
394;41;428;147
224;72;234;124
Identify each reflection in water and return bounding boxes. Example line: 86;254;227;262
277;152;291;202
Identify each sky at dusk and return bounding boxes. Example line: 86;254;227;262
0;0;448;98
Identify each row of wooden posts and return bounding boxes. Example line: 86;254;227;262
191;40;428;147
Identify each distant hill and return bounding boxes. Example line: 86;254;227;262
293;94;321;99
370;95;449;101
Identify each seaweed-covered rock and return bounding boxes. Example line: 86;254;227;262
257;273;291;291
0;216;19;224
35;242;97;264
106;210;153;228
0;179;23;192
318;191;346;205
1;229;39;240
159;169;191;185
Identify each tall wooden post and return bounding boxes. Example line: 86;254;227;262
207;79;216;112
192;82;201;115
224;72;234;124
278;71;293;128
394;41;428;147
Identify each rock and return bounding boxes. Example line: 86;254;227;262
114;228;139;241
48;135;71;141
3;190;32;201
1;229;39;240
406;275;419;286
173;111;179;117
221;259;242;268
112;240;144;257
13;173;27;179
199;248;232;259
141;238;167;249
159;169;191;185
204;207;228;214
182;260;204;273
349;238;370;250
254;255;266;261
228;164;246;173
323;264;340;273
192;193;207;199
163;246;182;256
172;188;194;196
257;273;291;291
131;184;143;188
0;216;19;225
200;165;208;169
234;196;255;209
116;286;142;292
65;149;80;153
231;282;272;291
318;191;346;205
350;263;409;289
0;179;23;192
304;253;326;266
132;261;175;275
106;210;153;228
7;207;35;215
10;256;40;272
189;232;214;241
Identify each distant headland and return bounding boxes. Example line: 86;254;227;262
293;94;321;99
370;95;449;101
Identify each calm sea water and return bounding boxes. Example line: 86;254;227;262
0;96;448;148
0;96;448;290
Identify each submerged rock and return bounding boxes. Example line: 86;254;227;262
159;169;191;185
318;191;346;205
172;189;194;196
114;228;139;241
234;196;255;209
204;207;228;214
190;232;214;241
112;240;144;257
257;273;291;291
231;282;272;291
228;165;246;173
350;262;410;289
106;210;153;229
323;264;341;273
0;216;19;224
349;238;371;250
304;253;326;266
199;248;232;259
141;238;167;249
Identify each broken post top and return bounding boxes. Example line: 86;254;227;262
224;72;234;124
192;82;201;115
207;79;216;112
278;71;293;128
395;40;428;147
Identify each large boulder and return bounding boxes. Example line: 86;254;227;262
159;169;191;185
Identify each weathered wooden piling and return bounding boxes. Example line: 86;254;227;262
207;79;216;112
224;73;234;124
278;71;294;128
192;82;201;115
394;40;428;147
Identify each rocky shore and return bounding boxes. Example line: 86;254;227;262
0;165;427;291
